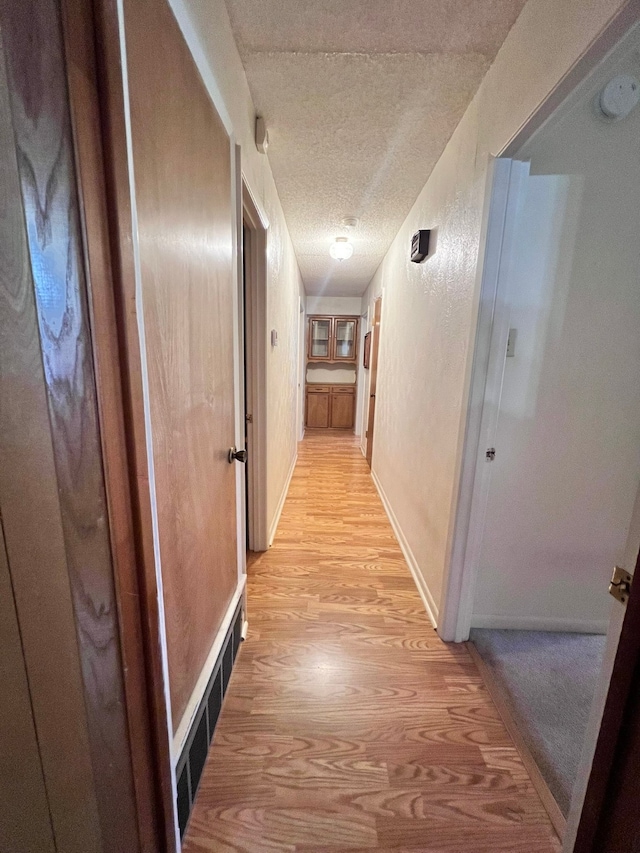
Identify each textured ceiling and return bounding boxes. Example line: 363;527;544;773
225;0;528;295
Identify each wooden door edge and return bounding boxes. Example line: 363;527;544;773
571;545;640;853
61;0;175;850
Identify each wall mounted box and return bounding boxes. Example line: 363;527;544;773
411;230;431;263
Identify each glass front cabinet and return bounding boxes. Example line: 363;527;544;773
309;317;332;360
333;318;357;361
307;315;359;363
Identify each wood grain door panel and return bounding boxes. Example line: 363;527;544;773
0;522;55;853
0;2;141;849
123;0;238;729
330;390;355;429
306;392;331;428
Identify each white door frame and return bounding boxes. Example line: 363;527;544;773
439;157;529;643
240;173;269;552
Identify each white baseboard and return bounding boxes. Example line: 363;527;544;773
172;577;246;764
470;614;609;634
371;469;439;629
268;451;297;546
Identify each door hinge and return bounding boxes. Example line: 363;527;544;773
486;447;496;462
245;413;253;423
609;565;633;604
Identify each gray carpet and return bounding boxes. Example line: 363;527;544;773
470;629;606;816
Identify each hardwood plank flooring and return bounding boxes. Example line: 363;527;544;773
183;432;561;852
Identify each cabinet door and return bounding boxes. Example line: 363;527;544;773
308;318;332;360
333;318;357;360
330;390;355;429
306;391;330;428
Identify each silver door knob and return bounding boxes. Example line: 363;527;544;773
228;447;248;464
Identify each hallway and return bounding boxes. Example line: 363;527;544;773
183;433;561;852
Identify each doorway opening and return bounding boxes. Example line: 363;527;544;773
365;296;382;468
445;19;640;850
297;297;306;441
241;182;269;553
304;303;360;432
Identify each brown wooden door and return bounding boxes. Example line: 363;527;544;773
122;0;238;730
0;4;146;849
572;542;640;853
330;389;355;429
306;389;331;428
366;297;382;467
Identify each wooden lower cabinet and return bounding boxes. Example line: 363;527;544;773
306;387;331;428
330;389;355;429
305;385;355;430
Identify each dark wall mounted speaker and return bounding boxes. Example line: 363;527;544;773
411;230;431;263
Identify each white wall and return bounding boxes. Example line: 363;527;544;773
306;296;362;315
173;0;305;532
360;0;630;626
307;365;357;384
473;27;640;631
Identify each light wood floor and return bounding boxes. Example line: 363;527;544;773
183;432;561;852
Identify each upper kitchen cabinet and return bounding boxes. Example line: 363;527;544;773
307;315;359;363
309;317;332;360
333;318;357;361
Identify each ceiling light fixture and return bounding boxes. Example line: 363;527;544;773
329;237;354;261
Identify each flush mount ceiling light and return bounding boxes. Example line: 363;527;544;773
329;237;354;261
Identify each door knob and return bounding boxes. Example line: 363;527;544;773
228;447;248;464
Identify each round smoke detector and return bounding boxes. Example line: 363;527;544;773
599;74;640;120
